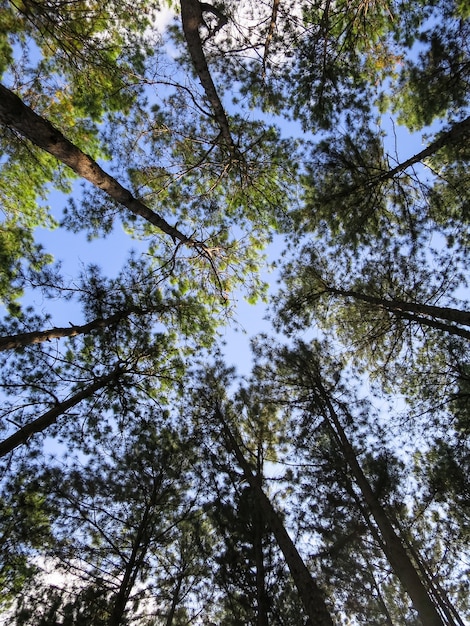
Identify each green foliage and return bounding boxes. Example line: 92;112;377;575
289;0;399;129
297;124;393;246
0;135;63;311
14;584;114;626
0;0;161;314
6;417;211;625
0;0;469;623
250;338;469;624
0;222;53;314
389;16;470;130
0;472;53;609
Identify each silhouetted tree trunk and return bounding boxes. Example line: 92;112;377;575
0;302;176;351
311;375;447;626
0;365;124;457
215;404;335;626
326;286;470;338
107;475;161;626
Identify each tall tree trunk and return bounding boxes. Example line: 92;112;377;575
312;377;448;626
180;0;239;157
0;365;123;457
0;302;173;351
327;286;470;333
215;405;334;626
376;116;470;183
398;522;466;626
253;467;269;626
108;475;161;626
165;571;185;626
0;83;200;249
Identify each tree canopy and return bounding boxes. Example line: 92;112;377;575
0;0;469;624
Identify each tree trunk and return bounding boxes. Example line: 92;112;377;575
398;523;466;626
108;476;161;626
253;470;269;626
180;0;239;157
328;286;470;329
0;365;123;457
262;0;281;77
377;116;470;183
0;303;172;351
313;379;447;626
0;83;197;248
216;406;334;626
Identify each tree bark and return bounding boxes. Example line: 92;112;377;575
215;405;334;626
0;83;200;249
0;320;114;352
0;365;123;457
